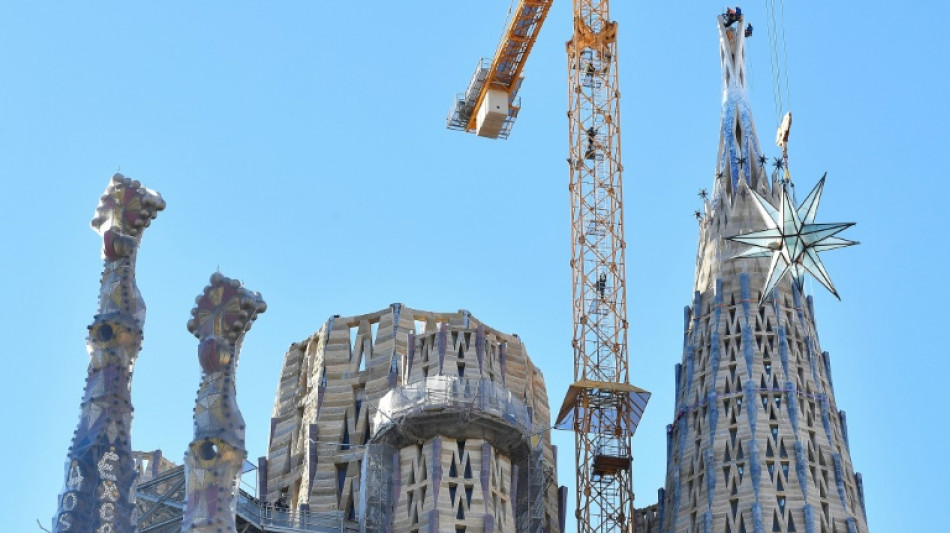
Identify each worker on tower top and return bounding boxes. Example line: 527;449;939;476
723;6;742;27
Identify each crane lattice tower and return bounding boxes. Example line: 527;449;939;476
555;1;650;533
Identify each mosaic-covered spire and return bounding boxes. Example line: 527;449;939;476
53;173;165;533
181;273;266;533
653;11;869;533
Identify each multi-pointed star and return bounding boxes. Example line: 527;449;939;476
727;174;858;304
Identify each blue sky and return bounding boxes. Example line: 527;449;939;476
1;2;945;531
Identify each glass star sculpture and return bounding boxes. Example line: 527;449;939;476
728;174;858;304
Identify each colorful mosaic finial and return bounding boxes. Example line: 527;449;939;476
54;173;165;533
182;273;266;533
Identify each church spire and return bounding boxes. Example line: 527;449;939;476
646;11;870;533
715;9;767;199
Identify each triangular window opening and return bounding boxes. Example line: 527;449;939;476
336;464;347;499
341;423;350;451
355;392;364;418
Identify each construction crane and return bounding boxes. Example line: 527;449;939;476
446;0;553;139
448;1;650;532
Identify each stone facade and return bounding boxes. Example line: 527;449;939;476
264;304;562;532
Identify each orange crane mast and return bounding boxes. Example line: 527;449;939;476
449;2;650;532
554;2;650;532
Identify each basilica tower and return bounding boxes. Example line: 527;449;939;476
651;12;869;533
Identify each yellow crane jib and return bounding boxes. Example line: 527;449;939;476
446;0;553;139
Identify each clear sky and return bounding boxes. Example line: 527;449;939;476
1;2;944;531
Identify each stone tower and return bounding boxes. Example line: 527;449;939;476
182;273;266;533
650;12;869;533
53;174;165;533
263;304;563;533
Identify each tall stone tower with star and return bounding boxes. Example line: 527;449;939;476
647;11;870;533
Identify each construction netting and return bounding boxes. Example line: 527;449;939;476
359;443;396;533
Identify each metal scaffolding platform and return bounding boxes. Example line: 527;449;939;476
134;463;358;533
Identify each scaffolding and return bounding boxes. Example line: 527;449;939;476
134;461;360;533
359;443;395;533
366;375;553;532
